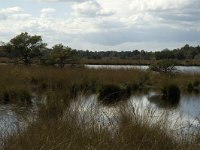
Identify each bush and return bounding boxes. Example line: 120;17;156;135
98;84;130;104
161;84;180;102
149;61;176;73
187;81;200;94
187;83;194;93
1;89;32;105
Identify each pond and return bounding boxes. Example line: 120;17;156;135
1;92;200;145
0;96;40;147
69;93;200;138
86;65;200;73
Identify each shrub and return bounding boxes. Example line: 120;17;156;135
98;84;130;104
187;83;194;93
187;81;200;94
149;61;176;73
3;91;10;103
161;84;180;102
1;90;32;104
19;91;32;104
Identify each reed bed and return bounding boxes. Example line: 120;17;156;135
1;65;200;149
3;97;200;150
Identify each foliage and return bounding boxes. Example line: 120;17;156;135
5;32;47;65
0;89;32;104
47;44;74;67
161;84;180;101
98;84;131;104
149;61;176;73
2;33;200;66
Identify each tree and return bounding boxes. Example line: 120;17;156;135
6;32;47;65
49;44;74;68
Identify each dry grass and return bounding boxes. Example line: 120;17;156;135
3;101;199;150
1;65;200;149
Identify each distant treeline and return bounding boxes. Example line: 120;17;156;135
73;44;200;60
1;44;200;63
0;32;200;66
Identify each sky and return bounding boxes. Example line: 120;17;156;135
0;0;200;51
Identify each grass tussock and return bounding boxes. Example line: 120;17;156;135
162;84;181;101
98;84;131;104
0;89;32;105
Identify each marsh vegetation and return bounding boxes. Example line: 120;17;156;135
1;32;200;149
0;65;200;149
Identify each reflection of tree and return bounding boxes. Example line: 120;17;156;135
148;94;180;109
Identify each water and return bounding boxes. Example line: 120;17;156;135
86;65;200;73
0;95;41;147
69;93;200;137
1;93;200;143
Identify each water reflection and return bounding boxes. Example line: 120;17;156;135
69;93;200;138
0;95;40;147
148;93;180;109
86;65;200;73
1;92;200;144
68;94;121;128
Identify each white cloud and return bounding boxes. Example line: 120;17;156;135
0;7;31;20
0;0;200;51
38;0;88;3
41;8;56;14
0;7;24;14
129;0;190;12
72;0;113;17
40;8;56;18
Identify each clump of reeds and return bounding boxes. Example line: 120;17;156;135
98;84;131;104
187;80;200;94
3;100;200;150
0;89;32;105
162;84;180;100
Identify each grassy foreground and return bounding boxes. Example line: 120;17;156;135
0;65;200;149
3;107;198;150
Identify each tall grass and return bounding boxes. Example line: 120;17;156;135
0;65;200;95
3;98;200;150
1;65;200;149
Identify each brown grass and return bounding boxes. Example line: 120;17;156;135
1;65;200;149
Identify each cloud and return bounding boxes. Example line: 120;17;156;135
0;7;24;20
40;8;56;14
0;7;24;14
129;0;191;12
0;0;200;51
72;0;113;17
0;7;31;20
40;8;56;18
38;0;88;3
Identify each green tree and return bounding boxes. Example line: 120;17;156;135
49;44;74;68
6;32;47;65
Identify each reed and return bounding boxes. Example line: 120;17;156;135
3;99;200;150
1;65;200;149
